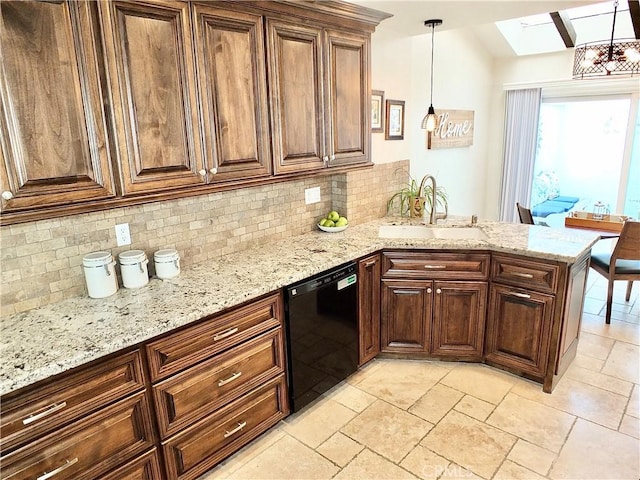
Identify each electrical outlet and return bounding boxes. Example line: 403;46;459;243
115;223;131;246
305;187;321;205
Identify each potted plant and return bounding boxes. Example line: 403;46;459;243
387;169;448;218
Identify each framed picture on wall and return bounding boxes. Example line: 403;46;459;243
371;90;384;133
385;99;405;140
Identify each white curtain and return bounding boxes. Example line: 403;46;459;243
498;88;542;222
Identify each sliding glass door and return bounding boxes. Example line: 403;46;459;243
529;95;638;224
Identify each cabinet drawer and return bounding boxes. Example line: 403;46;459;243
0;350;146;453
382;251;490;280
162;375;288;480
146;293;282;381
99;449;162;480
153;329;285;439
0;391;155;480
491;254;559;294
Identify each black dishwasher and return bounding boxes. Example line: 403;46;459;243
284;262;358;412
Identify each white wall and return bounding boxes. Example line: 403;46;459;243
370;25;413;166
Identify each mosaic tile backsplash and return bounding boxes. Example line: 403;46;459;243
0;161;408;316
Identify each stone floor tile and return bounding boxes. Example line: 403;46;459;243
581;313;640;346
453;394;495;421
493;460;547;480
422;410;516;479
487;392;575;453
627;384;639;418
549;419;640;479
354;359;450;409
439;363;516;404
409;383;463;424
512;376;627;430
399;444;451;480
333;449;418;480
341;399;433;463
227;434;339;480
619;414;640;439
344;358;383;386
601;341;640;384
283;398;357;448
507;439;556;476
571;352;605;372
316;432;364;467
325;383;377;413
576;331;615;359
565;363;633;396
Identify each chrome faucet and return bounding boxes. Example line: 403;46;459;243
422;174;448;225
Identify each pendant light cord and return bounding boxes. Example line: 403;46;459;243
608;0;618;60
430;23;435;106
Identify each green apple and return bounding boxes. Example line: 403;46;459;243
327;210;340;222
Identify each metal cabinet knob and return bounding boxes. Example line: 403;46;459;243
330;154;335;161
2;191;13;200
436;288;442;294
198;169;207;177
426;288;432;294
209;167;218;175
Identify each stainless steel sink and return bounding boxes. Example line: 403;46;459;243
378;225;487;241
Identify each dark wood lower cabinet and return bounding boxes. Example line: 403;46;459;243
484;284;555;378
358;254;381;365
99;448;163;480
162;375;288;480
431;282;487;360
381;279;431;354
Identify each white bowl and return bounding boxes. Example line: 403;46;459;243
318;224;348;233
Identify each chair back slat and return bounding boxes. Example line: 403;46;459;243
613;220;640;261
517;203;534;225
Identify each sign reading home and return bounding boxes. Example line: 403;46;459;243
427;110;474;149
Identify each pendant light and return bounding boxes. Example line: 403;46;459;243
421;19;442;132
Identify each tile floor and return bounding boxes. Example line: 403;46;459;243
201;273;640;480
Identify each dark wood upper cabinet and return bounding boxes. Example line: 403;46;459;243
0;1;116;213
267;20;326;174
98;0;205;195
326;30;369;166
192;5;272;182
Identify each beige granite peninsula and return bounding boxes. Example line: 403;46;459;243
0;217;600;396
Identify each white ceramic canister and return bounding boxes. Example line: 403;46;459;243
82;251;118;298
118;250;149;289
154;248;180;279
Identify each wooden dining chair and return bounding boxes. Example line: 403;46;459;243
516;202;534;224
590;220;640;324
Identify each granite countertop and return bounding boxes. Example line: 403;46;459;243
0;216;600;395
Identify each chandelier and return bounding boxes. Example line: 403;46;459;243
573;0;640;78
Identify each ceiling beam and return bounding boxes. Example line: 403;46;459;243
550;10;576;48
630;0;640;39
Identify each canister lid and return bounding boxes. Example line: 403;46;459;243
82;251;113;267
154;248;179;262
118;249;147;265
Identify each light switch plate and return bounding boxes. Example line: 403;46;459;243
115;223;131;246
305;187;321;205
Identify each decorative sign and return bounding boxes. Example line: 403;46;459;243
427;110;474;149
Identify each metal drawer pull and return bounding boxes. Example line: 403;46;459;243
424;265;446;269
512;272;534;279
213;327;239;341
510;292;531;299
218;371;242;387
223;421;247;438
23;401;67;425
37;458;78;480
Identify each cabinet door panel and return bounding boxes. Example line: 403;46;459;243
267;20;325;174
485;284;554;377
326;30;369;165
0;1;115;212
431;282;487;359
100;0;204;194
358;254;381;365
381;280;430;353
193;6;271;181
